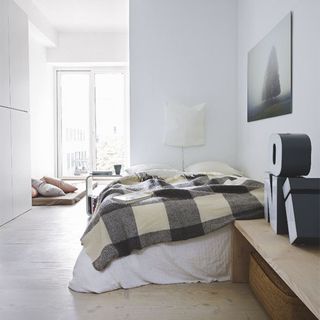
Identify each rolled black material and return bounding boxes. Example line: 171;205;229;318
266;175;288;234
283;177;320;244
269;133;312;177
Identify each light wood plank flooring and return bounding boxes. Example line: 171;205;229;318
0;200;268;320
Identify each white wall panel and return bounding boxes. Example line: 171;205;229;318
11;110;31;218
0;0;31;225
0;0;10;108
0;107;13;225
9;0;29;111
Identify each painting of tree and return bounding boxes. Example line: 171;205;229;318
262;46;281;102
247;13;292;122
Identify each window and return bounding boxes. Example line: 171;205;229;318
56;68;129;177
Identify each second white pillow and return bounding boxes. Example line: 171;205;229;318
185;161;242;176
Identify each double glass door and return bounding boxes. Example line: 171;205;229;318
57;69;129;177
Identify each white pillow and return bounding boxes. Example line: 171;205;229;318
138;168;183;178
126;163;175;175
32;179;66;197
185;161;242;176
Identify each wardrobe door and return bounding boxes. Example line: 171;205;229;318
0;107;13;225
8;0;29;111
11;110;31;217
0;0;10;108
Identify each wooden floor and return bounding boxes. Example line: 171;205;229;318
0;200;269;320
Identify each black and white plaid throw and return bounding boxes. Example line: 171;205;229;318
81;173;264;271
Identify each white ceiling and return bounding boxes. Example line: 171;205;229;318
31;0;129;33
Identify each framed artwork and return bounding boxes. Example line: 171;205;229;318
247;13;292;122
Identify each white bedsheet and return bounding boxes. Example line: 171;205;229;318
69;225;232;293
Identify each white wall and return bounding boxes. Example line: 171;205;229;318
47;32;128;63
14;0;58;46
30;31;128;178
29;33;55;178
130;0;238;169
237;0;320;180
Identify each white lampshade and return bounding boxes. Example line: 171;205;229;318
164;102;206;147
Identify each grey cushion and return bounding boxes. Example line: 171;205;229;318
32;179;65;197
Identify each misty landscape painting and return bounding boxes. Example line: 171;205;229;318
247;13;292;122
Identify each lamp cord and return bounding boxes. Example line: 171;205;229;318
181;146;185;171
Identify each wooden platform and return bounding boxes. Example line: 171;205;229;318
32;182;96;206
232;219;320;319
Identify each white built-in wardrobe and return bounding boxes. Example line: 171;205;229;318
0;0;31;225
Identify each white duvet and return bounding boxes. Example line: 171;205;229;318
69;224;232;293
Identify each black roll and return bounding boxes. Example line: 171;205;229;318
268;133;312;177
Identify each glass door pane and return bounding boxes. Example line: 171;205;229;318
95;72;128;172
59;72;90;177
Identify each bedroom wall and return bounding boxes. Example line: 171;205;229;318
129;0;238;169
47;32;128;64
29;32;55;178
237;0;320;180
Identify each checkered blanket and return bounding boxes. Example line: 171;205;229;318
81;173;264;271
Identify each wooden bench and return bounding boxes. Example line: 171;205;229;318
232;219;320;319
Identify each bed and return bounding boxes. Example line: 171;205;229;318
70;225;232;293
69;162;264;293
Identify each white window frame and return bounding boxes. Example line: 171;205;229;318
54;66;130;179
